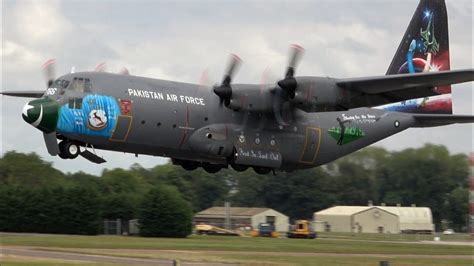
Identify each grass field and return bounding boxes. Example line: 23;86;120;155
1;233;472;266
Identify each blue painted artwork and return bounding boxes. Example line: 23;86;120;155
57;94;120;137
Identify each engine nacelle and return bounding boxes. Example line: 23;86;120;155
289;77;343;112
224;77;349;113
225;84;276;113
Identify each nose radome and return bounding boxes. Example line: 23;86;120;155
22;98;60;134
22;102;41;125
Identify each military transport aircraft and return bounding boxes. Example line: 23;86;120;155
2;0;473;174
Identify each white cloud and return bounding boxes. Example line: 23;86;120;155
9;0;72;45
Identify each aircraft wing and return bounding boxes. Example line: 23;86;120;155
335;69;473;107
1;90;45;98
411;114;474;127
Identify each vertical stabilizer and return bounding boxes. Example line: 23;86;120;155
380;0;452;114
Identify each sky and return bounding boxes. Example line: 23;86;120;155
1;0;472;175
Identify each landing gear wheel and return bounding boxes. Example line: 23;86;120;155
181;164;198;171
203;165;221;173
253;166;271;175
59;141;80;159
231;163;248;172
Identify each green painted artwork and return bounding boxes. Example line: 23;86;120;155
328;126;365;145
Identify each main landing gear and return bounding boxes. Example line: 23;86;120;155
58;140;80;159
252;166;272;175
173;158;274;175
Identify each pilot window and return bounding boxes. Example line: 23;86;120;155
70;77;92;93
54;79;70;89
53;79;70;95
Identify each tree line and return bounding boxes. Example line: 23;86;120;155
0;144;470;236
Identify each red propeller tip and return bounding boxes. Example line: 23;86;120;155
290;44;305;52
231;54;242;63
95;62;107;72
42;59;56;68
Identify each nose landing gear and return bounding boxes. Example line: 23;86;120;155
58;140;80;159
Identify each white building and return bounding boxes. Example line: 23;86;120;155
194;207;289;232
313;205;434;234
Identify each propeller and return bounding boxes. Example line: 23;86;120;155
40;59;60;156
1;59;56;98
42;59;56;87
213;54;242;106
277;44;305;98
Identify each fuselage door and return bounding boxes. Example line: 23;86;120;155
299;127;321;164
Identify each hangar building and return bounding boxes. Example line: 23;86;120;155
313;205;434;234
194;207;289;232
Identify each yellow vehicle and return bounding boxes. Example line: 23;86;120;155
195;224;240;236
251;223;279;238
287;220;317;239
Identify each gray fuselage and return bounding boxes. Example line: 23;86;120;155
47;72;414;171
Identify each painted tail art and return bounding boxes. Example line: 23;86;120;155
380;0;452;114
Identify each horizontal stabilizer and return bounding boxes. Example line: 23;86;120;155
412;114;474;127
1;90;45;98
337;69;473;94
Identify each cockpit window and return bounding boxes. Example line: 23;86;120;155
54;79;70;89
70;77;92;93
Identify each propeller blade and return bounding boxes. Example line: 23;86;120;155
214;54;242;106
285;44;305;78
43;132;59;156
95;62;107;72
223;54;242;86
278;44;305;98
42;59;56;88
0;90;45;98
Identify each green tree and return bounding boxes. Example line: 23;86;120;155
52;187;102;235
192;175;228;211
0;151;65;188
377;144;469;228
262;168;337;219
138;185;192;237
446;187;469;232
101;193;138;220
229;170;269;207
333;160;376;205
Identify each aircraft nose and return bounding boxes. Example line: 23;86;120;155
22;98;60;133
